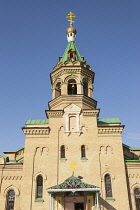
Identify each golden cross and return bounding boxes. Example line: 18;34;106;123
70;162;76;173
66;12;76;26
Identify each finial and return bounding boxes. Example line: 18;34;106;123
66;12;77;42
66;12;76;27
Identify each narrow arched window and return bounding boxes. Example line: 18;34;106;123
134;188;140;210
6;190;15;210
55;82;61;98
81;145;86;158
36;175;43;198
83;81;88;96
61;145;65;158
105;174;112;198
68;79;77;95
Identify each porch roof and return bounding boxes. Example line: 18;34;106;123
47;175;100;193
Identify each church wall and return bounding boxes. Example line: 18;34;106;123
20;112;101;209
125;162;140;210
0;165;22;210
97;134;130;209
20;117;65;209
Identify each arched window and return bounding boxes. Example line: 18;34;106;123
83;81;88;96
105;174;112;197
6;190;15;210
55;82;61;98
134;188;140;210
61;145;65;158
68;79;77;95
81;145;86;158
36;175;43;198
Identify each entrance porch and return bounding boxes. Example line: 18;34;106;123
47;175;100;210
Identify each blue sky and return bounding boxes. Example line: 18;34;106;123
0;0;140;155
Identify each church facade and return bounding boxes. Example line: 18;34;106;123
0;16;140;210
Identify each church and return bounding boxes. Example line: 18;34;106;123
0;12;140;210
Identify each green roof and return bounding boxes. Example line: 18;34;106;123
4;147;24;153
25;119;49;125
5;162;23;165
97;118;121;124
125;160;140;162
61;41;83;63
123;143;140;151
48;174;99;190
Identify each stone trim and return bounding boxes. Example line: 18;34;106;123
128;174;140;179
0;165;23;170
51;67;94;83
98;126;124;134
83;110;100;117
64;131;82;136
2;176;22;180
125;162;140;168
48;95;97;110
46;110;64;118
22;127;50;135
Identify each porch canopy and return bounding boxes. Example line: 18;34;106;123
47;174;100;193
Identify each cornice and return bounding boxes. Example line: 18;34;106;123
22;127;50;135
53;61;91;71
48;95;97;110
0;164;23;170
45;110;64;118
98;126;124;134
83;109;100;117
50;66;94;84
125;162;140;168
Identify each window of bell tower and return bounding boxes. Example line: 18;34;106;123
68;79;77;95
83;81;88;96
55;82;61;98
68;49;76;61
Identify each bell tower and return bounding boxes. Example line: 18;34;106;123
48;13;97;111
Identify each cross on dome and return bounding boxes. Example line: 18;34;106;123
66;11;76;26
66;12;77;42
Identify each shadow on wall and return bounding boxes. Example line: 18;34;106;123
100;197;116;210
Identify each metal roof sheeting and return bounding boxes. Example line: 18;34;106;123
25;119;49;125
97;118;121;124
61;41;83;63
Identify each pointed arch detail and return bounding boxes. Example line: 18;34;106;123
3;185;20;197
101;171;115;181
34;172;47;181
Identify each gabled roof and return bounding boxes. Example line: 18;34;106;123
61;41;83;63
48;174;99;190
